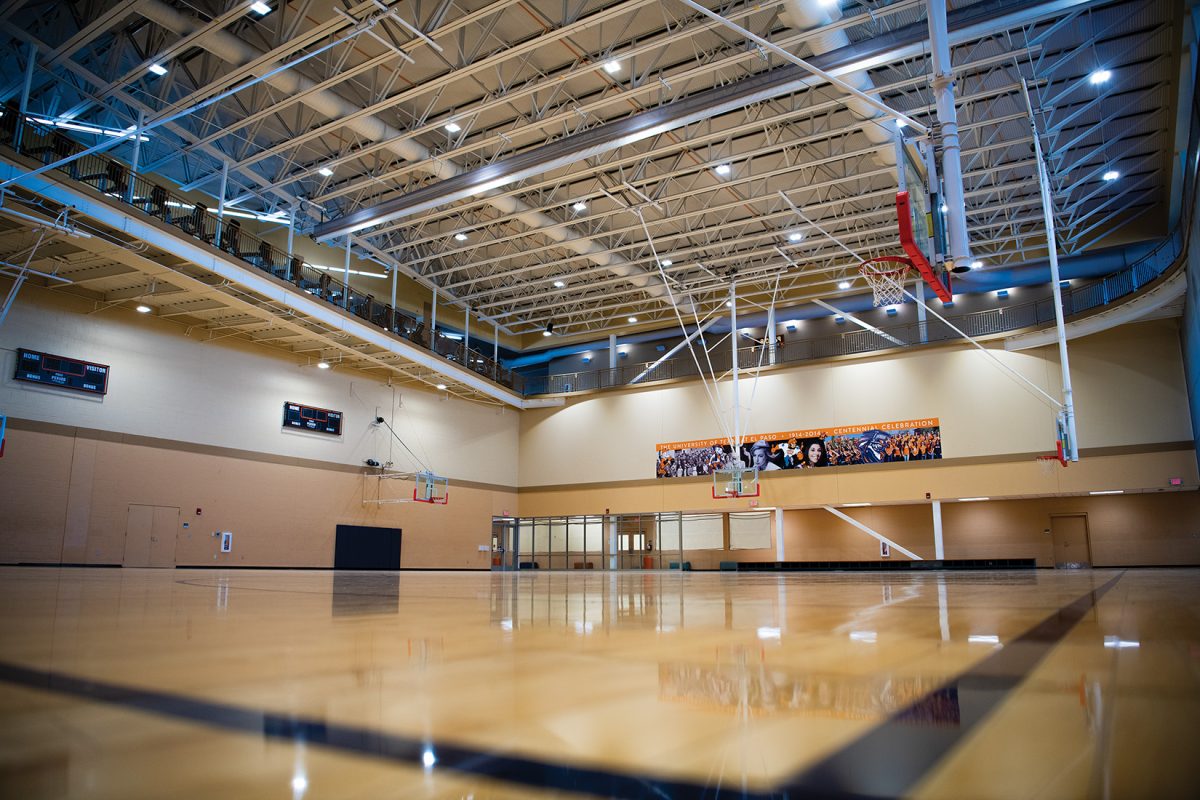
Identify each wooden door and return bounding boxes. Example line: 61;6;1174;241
148;506;179;567
1050;514;1091;568
123;505;179;568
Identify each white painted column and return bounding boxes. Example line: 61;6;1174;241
932;499;944;560
775;507;785;561
607;516;618;570
431;288;438;332
766;305;777;365
915;278;928;343
608;333;617;369
215;160;229;243
493;321;499;363
286;207;296;258
126;110;144;202
342;238;351;309
389;267;397;312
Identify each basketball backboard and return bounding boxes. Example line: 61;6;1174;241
414;471;449;504
713;466;760;499
896;142;953;302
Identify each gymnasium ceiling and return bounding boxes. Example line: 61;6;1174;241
0;0;1186;348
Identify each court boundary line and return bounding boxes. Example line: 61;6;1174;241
0;572;1123;799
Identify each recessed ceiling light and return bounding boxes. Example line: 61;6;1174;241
444;121;461;133
958;497;989;502
250;1;272;15
317;361;330;370
1103;170;1120;181
661;259;672;267
318;167;333;177
135;304;151;313
970;260;983;270
553;280;566;288
714;163;732;176
454;232;468;241
572;201;587;212
603;60;621;74
787;232;804;242
627;316;638;323
842;502;871;507
1089;489;1124;495
1089;69;1112;85
837;280;851;290
148;63;168;76
435;383;447;390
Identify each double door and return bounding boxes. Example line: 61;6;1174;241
123;504;179;568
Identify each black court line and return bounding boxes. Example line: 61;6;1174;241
0;573;1122;800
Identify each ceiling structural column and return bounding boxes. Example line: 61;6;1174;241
927;0;972;269
133;0;666;304
608;333;617;370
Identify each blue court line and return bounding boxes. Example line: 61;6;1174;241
0;573;1122;799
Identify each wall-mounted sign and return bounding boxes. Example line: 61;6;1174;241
656;418;942;478
15;348;109;395
283;402;343;436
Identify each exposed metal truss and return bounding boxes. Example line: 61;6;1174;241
0;0;1182;345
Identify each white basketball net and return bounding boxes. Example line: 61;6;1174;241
860;260;912;307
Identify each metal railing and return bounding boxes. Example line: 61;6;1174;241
1;110;1186;400
0;111;525;394
524;223;1186;396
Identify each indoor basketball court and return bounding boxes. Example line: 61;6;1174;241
1;0;1199;797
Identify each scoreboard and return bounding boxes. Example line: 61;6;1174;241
283;402;343;436
15;348;109;395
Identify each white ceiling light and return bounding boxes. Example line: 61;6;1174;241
970;260;983;270
135;304;152;313
553;280;566;288
661;259;672;267
317;361;330;370
958;497;989;502
148;63;168;76
444;121;461;133
603;60;621;74
318;167;333;177
250;1;272;15
787;232;804;242
842;502;871;507
1103;170;1120;181
454;232;468;241
837;280;851;290
572;201;587;212
1089;69;1112;85
895;119;907;129
435;383;447;390
725;300;733;307
627;316;638;323
714;163;732;176
1089;490;1124;495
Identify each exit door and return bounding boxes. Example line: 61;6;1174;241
491;518;517;570
1050;513;1092;569
123;505;180;568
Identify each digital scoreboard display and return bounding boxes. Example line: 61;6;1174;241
15;348;109;395
283;402;343;436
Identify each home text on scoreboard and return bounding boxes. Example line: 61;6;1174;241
283;402;343;436
15;348;110;395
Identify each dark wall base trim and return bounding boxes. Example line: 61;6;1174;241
737;558;1037;572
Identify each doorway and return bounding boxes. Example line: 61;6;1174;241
333;524;402;570
1050;513;1092;569
123;505;180;568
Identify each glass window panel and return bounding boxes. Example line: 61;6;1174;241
657;512;682;550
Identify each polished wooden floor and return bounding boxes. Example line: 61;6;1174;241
0;567;1197;799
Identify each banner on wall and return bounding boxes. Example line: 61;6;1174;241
655;418;941;478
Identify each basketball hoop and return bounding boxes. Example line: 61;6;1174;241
859;256;914;307
1036;452;1067;478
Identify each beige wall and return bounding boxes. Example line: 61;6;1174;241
0;424;513;567
519;320;1193;487
0;289;518;485
780;492;1200;567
